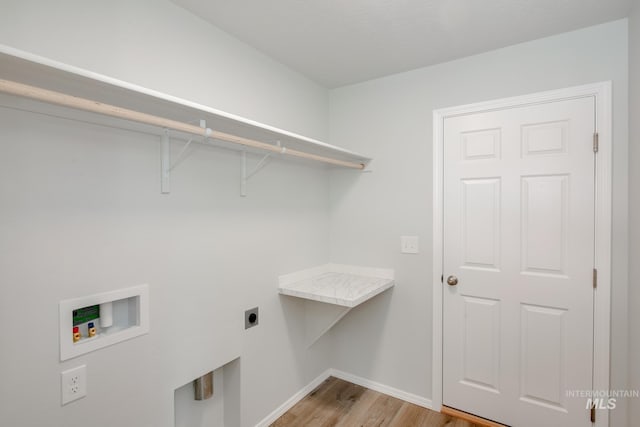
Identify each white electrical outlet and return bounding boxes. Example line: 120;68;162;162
61;365;87;405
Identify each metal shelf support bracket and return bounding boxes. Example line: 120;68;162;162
240;150;272;197
161;121;209;194
161;129;170;194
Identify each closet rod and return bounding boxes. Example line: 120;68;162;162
0;79;366;170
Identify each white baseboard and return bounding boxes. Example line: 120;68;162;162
253;368;432;426
329;369;432;410
253;369;332;427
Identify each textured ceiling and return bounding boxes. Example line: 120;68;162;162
172;0;630;88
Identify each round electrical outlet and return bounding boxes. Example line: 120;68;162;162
244;307;259;329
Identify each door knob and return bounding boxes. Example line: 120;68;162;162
446;275;458;286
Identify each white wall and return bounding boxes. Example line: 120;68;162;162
628;1;640;426
0;1;333;427
0;3;634;427
328;20;630;426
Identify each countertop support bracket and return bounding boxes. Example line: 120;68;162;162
306;306;351;349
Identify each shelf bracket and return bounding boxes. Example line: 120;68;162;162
169;137;195;172
240;150;272;197
161;129;170;194
161;121;209;194
307;302;351;349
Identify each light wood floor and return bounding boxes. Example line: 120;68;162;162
271;377;482;427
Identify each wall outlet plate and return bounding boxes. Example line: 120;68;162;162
61;365;87;405
245;307;259;329
401;235;419;254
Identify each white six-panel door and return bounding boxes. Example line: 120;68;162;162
442;97;595;426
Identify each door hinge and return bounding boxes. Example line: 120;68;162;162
593;132;599;153
593;268;598;289
591;404;596;423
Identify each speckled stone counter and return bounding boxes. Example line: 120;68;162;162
278;264;395;307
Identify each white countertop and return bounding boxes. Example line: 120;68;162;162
278;264;395;307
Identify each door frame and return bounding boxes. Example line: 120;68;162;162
431;82;612;427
